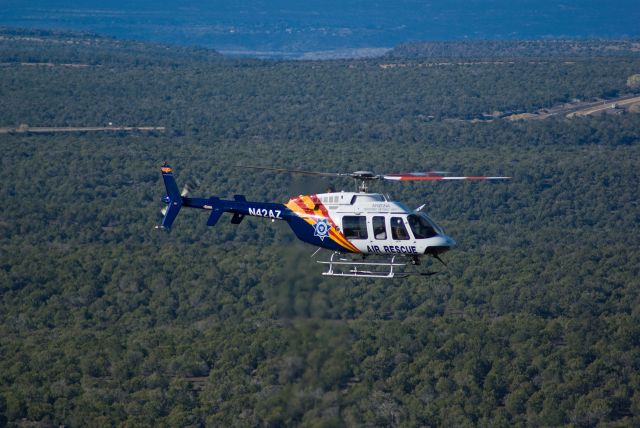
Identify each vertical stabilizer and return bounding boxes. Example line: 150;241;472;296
157;163;183;230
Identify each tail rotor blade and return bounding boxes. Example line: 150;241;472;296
180;177;201;197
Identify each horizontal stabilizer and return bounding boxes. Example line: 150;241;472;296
231;213;245;224
207;208;224;226
231;195;247;223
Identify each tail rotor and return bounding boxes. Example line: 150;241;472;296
180;177;201;198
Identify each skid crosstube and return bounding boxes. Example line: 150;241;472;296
317;253;438;279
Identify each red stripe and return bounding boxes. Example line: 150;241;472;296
291;197;316;216
309;195;359;252
289;195;359;253
389;175;501;181
395;176;445;181
309;195;339;229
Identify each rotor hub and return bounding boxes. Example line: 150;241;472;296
351;171;376;179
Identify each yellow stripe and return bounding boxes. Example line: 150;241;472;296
299;195;316;211
329;229;359;252
286;197;360;253
296;197;359;252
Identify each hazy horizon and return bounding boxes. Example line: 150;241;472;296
2;0;640;58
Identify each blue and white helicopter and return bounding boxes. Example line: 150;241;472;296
157;163;509;278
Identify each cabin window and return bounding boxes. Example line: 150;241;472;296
350;194;385;204
391;217;410;240
372;216;387;240
342;216;368;239
408;214;438;239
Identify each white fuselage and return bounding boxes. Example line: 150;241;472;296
315;191;456;256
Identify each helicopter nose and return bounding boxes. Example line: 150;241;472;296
433;235;456;248
425;235;456;256
443;236;456;248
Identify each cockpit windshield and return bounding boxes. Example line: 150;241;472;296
407;213;443;239
420;213;444;235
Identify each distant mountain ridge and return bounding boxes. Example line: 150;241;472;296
4;28;640;64
2;0;640;58
0;27;222;65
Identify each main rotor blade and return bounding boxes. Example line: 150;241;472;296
236;165;511;182
383;173;511;181
235;164;350;178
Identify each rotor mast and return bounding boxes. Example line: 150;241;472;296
352;171;377;192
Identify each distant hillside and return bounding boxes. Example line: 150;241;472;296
3;0;640;57
0;27;222;65
388;39;640;59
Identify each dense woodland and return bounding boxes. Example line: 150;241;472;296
388;39;640;59
1;30;640;426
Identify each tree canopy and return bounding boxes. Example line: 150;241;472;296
1;30;640;426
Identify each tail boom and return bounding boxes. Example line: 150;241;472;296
155;164;357;253
157;164;290;230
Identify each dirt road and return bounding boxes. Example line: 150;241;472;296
0;125;166;134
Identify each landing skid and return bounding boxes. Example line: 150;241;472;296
317;252;438;279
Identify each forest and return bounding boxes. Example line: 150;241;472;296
388;39;640;59
1;29;640;426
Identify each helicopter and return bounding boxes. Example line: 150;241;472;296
156;163;510;278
